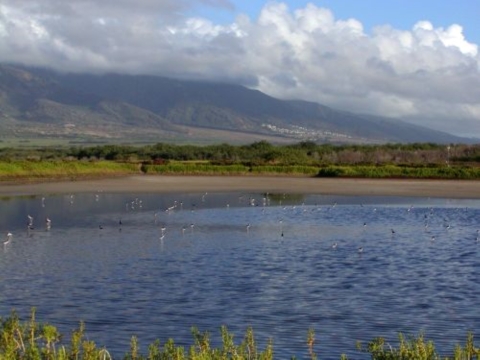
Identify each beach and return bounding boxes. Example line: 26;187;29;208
1;175;479;198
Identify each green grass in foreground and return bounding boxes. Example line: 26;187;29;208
2;310;480;359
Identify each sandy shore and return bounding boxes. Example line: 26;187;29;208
1;175;480;199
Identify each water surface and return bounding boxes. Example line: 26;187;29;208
1;192;479;359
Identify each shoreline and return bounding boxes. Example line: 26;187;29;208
1;175;480;199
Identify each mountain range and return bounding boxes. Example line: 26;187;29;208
0;64;474;144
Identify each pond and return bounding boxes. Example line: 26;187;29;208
0;192;479;359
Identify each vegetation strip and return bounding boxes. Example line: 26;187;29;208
0;141;479;181
1;310;480;359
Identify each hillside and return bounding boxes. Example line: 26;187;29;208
0;64;474;144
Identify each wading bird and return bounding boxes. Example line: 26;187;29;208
27;215;34;229
3;232;12;246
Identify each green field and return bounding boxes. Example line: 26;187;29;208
0;161;139;181
0;141;479;181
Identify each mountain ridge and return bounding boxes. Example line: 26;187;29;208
0;64;475;144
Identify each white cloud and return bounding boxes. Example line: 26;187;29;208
0;1;479;136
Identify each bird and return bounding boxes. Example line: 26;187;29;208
27;215;34;229
45;217;51;230
358;247;364;254
331;242;338;250
3;232;12;246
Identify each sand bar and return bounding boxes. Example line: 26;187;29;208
1;175;479;199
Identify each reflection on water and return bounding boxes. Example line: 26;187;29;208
1;192;480;358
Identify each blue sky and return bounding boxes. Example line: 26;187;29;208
1;0;479;137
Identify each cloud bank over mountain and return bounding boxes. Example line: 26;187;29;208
1;1;479;137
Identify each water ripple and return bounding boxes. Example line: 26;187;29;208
0;193;480;358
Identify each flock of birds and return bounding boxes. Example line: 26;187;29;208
124;193;480;256
3;192;480;256
3;214;51;246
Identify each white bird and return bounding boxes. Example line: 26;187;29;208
358;247;364;254
45;217;52;230
4;232;12;245
331;242;338;250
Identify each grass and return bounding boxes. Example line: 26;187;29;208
142;163;250;175
317;164;480;179
141;163;319;176
1;160;480;182
2;310;480;359
356;332;480;360
0;161;140;181
250;165;319;176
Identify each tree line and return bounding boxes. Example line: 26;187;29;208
0;141;479;167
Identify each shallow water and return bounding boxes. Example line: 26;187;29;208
1;192;480;359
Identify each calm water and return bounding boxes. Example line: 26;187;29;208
1;192;480;359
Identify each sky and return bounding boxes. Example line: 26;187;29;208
1;0;479;138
